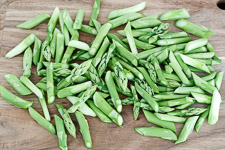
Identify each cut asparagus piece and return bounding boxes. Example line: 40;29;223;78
55;33;65;63
143;110;177;133
33;37;42;65
175;19;214;38
80;25;97;35
89;0;101;26
54;115;68;150
157;37;191;46
124;22;138;55
4;74;32;96
5;34;35;58
215;71;224;90
28;107;56;135
0;85;33;109
93;92;123;126
176;116;199;144
174;86;205;95
195;106;210;133
155;113;186;123
135;127;177;141
208;89;222;125
168;108;207;117
75;111;92;149
191;92;212;104
73;9;85;29
38;90;51;121
20;76;43;99
68;40;90;51
159;9;190;20
108;2;146;19
46;63;55;104
185;38;208;53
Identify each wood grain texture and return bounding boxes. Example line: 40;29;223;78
0;0;225;149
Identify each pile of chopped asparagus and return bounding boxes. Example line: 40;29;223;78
0;1;224;149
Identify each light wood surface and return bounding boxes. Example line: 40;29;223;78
0;0;225;149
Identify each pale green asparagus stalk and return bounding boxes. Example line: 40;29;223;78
89;0;101;26
73;9;85;29
159;9;190;21
33;37;42;65
55;33;65;63
46;63;55;104
168;107;207;117
124;22;138;55
131;85;140;120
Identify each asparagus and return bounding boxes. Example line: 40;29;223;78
168;108;207;117
135;82;159;112
63;9;76;35
92;37;110;67
38;90;51;121
5;34;35;58
108;2;146;19
191;92;211;104
20;76;43;99
0;85;33;109
57;81;92;98
55;33;65;63
108;13;142;29
67;96;96;117
59;11;70;46
157;37;191;46
123;38;155;50
93;92;123;126
195;106;210;133
67;85;97;113
89;0;101;26
158;97;194;107
175;19;214;38
89;23;112;56
92;19;101;32
176;116;199;144
215;71;224;90
54;115;68;150
80;25;98;35
61;32;80;64
88;64;108;92
131;85;140;120
98;43;115;76
118;28;153;38
175;101;195;110
139;60;157;83
131;19;161;29
135;127;177;141
46;63;55;104
28;107;56;135
75;111;92;149
17;13;50;29
107;33;128;49
159;9;190;21
68;40;90;51
73;9;85;29
114;40;138;66
192;72;216;94
86;100;113;123
124;22;138;55
56;104;76;138
159;31;188;39
208;89;222;125
33;37;42;65
185;38;208;53
135;78;152;95
174;86;205;95
69;50;86;62
4;74;32;96
155;113;186;123
143;110;177;133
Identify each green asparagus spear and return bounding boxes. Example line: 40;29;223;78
38;90;51;121
17;13;50;29
46;63;55;104
55;33;65;63
108;13;142;29
92;19;101;32
135;82;159;112
131;19;161;29
108;2;146;19
54;115;68;150
191;92;211;104
56;104;76;138
89;0;101;26
155;113;186;123
159;31;188;39
59;11;70;46
123;38;155;50
176;116;199;144
157;37;191;46
89;23;112;56
208;89;222;125
74;9;85;29
33;37;42;65
158;97;194;107
98;43;115;76
68;40;90;51
195;106;210;133
75;111;92;149
57;81;92;98
135;127;177;141
4;74;32;96
105;71;122;113
185;38;208;53
67;96;96;117
130;85;140;120
174;86;204;95
63;9;76;35
118;28;153;37
20;76;43;99
80;25;98;35
143;110;177;133
159;9;190;21
93;92;123;126
0;85;33;109
107;33;128;49
124;22;138;55
86;100;113;123
175;19;214;38
5;34;35;58
168;108;207;117
215;71;224;90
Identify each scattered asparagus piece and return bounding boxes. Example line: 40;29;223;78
33;37;42;65
195;106;210;133
124;22;138;55
74;9;85;29
89;0;101;26
46;63;55;104
159;9;190;21
155;113;186;123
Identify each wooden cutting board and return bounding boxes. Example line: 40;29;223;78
0;0;225;149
